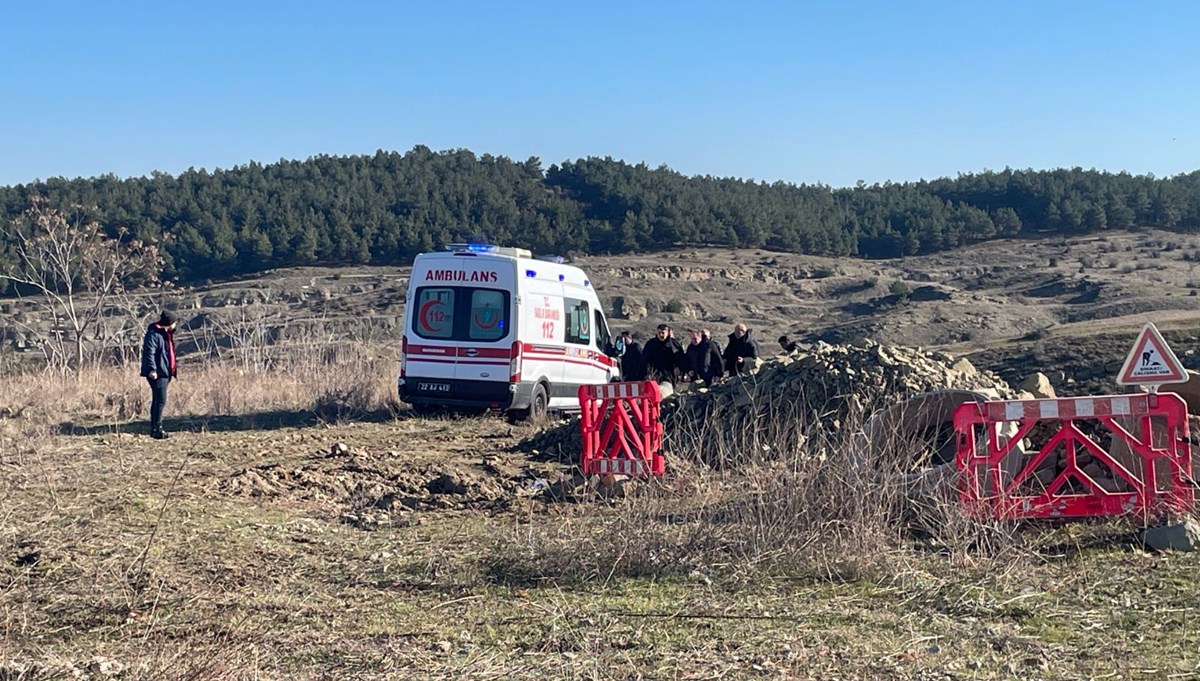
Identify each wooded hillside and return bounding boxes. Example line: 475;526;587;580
3;146;1199;282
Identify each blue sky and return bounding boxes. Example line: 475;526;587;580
1;1;1197;187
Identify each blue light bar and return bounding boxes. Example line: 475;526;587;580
468;243;498;253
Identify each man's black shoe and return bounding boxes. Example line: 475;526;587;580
151;430;169;440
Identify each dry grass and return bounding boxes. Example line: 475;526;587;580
0;342;402;430
488;398;1024;591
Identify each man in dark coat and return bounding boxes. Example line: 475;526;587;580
705;333;724;383
778;334;798;354
723;323;760;376
140;310;179;439
685;329;724;387
618;330;646;381
702;329;721;359
641;323;685;384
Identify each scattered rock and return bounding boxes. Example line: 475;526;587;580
1018;372;1057;399
542;473;599;502
1163;370;1200;415
1143;519;1200;552
220;450;517;516
329;442;350;456
951;358;978;376
86;657;124;677
426;473;469;496
517;416;582;459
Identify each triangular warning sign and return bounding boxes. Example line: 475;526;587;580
1117;323;1187;386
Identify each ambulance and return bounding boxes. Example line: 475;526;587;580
399;243;621;420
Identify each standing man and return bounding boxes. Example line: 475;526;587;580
618;330;646;381
642;323;685;384
704;330;724;383
723;323;760;376
685;329;723;387
702;328;722;360
141;310;179;439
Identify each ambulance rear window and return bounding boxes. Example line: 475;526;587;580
413;287;510;342
469;290;506;341
415;288;456;339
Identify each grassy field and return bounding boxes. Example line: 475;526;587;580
2;353;1200;680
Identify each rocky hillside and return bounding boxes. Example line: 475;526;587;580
4;230;1200;384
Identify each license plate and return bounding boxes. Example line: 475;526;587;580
418;382;450;393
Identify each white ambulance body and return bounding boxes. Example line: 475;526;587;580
399;244;620;419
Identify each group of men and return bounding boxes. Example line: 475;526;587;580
615;322;765;387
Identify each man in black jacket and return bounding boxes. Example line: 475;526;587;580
685;329;724;387
723;323;760;376
641;323;685;384
778;334;798;354
618;331;646;381
140;310;179;439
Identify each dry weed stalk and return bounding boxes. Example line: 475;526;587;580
491;390;1027;586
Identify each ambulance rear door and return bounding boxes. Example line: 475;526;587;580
406;280;459;398
453;284;516;393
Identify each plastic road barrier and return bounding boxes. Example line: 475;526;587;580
955;393;1194;519
579;381;665;477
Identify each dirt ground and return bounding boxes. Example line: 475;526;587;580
3;408;1200;679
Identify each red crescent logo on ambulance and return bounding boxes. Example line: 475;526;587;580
419;299;446;332
474;304;499;330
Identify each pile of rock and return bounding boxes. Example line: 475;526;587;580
664;339;1015;438
515;416;583;462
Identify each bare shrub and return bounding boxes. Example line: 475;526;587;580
0;197;164;373
889;280;912;298
314;380;378;424
197;305;285;372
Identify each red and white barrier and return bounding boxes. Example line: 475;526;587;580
579;381;664;478
955;393;1195;520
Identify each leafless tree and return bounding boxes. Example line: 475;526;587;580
0;197;164;373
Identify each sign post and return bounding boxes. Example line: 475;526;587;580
1116;323;1188;392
